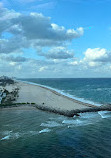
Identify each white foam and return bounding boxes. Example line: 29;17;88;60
62;119;88;125
98;111;111;118
39;128;51;134
13;132;20;139
40;121;62;128
1;131;20;141
67;122;93;128
62;119;77;124
62;119;75;126
79;112;99;119
1;135;10;140
73;115;79;118
62;118;96;127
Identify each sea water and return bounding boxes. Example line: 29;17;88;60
0;78;111;158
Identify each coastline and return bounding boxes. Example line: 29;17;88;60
18;80;98;107
20;80;101;107
1;80;111;117
15;81;97;109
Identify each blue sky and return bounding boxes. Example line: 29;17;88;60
0;0;111;77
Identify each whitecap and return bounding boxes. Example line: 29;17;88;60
1;135;10;140
40;121;62;127
39;128;51;134
62;119;85;125
62;119;77;124
79;112;99;119
98;111;111;118
62;118;94;127
1;131;20;141
13;132;20;139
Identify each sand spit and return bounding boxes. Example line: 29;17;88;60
1;80;111;117
15;81;96;109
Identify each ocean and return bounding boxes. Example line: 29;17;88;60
0;78;111;158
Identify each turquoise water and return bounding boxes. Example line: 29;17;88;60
0;78;111;158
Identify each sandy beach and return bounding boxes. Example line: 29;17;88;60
12;81;96;114
1;80;111;116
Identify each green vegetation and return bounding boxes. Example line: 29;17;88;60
0;77;36;108
0;102;36;108
0;76;15;86
1;87;19;105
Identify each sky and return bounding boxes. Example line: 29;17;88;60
0;0;111;78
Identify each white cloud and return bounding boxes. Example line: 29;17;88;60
84;48;108;61
0;37;27;54
0;6;84;55
69;61;78;65
80;48;111;69
66;27;84;39
37;47;74;59
17;65;22;70
0;7;83;41
2;6;108;78
51;23;65;31
88;61;100;67
0;7;20;35
1;55;28;62
9;62;17;66
38;66;48;72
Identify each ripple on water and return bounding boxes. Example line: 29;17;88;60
40;121;62;128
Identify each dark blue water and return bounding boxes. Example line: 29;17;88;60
0;78;111;158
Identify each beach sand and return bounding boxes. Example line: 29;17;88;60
1;81;111;116
13;81;96;114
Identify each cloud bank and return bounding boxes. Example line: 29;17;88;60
1;5;111;78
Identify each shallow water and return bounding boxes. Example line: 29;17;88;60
1;78;111;158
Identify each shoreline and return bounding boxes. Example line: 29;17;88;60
18;80;97;108
15;81;97;110
20;80;101;107
1;80;111;117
